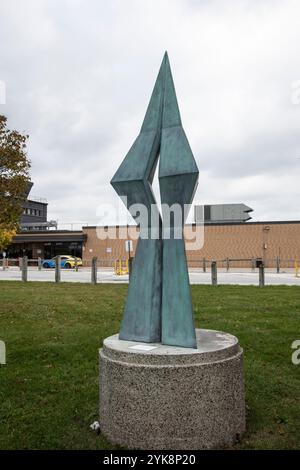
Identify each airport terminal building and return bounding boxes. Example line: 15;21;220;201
81;219;300;269
6;197;300;268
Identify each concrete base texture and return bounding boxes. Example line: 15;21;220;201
99;329;246;449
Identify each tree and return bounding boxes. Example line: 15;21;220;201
0;115;31;251
0;227;16;253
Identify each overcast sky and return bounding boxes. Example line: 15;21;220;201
1;0;300;227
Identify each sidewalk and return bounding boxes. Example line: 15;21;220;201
0;267;299;285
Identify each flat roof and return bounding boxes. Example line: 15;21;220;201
13;230;87;243
26;199;48;205
82;220;300;229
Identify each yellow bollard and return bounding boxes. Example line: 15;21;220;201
114;258;129;275
114;259;119;275
295;256;299;277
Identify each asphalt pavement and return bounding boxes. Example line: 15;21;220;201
0;267;299;286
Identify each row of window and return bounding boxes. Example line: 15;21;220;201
23;208;42;216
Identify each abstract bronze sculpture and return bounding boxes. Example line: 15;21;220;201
101;55;245;449
111;52;199;348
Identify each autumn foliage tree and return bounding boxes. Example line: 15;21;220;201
0;115;31;251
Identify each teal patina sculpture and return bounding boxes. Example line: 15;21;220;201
111;52;199;348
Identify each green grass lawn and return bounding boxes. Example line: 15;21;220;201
0;281;299;450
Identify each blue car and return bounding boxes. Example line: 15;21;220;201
42;255;82;269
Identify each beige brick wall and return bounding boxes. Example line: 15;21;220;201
82;222;300;268
82;226;139;266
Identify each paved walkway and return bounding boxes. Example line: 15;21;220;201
0;267;299;286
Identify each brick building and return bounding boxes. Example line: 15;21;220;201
82;220;300;268
6;192;300;266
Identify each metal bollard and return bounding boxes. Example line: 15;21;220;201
55;255;61;283
202;257;206;273
19;257;22;271
211;260;217;286
38;257;42;271
251;257;255;272
276;256;280;274
91;257;97;284
74;256;78;272
259;264;265;287
22;256;28;282
128;257;133;280
226;257;229;272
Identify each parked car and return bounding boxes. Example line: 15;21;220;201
42;255;82;269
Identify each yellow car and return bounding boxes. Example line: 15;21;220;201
42;255;83;269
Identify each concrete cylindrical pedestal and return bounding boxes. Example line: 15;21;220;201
99;329;245;449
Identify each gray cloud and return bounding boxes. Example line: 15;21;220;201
0;0;300;225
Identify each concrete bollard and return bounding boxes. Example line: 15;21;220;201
251;257;255;272
226;257;229;272
22;256;28;282
91;257;97;284
259;264;265;287
202;257;206;273
211;260;217;286
38;257;42;271
276;256;280;274
2;258;5;271
55;255;61;283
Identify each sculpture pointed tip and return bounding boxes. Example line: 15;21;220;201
163;51;169;63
